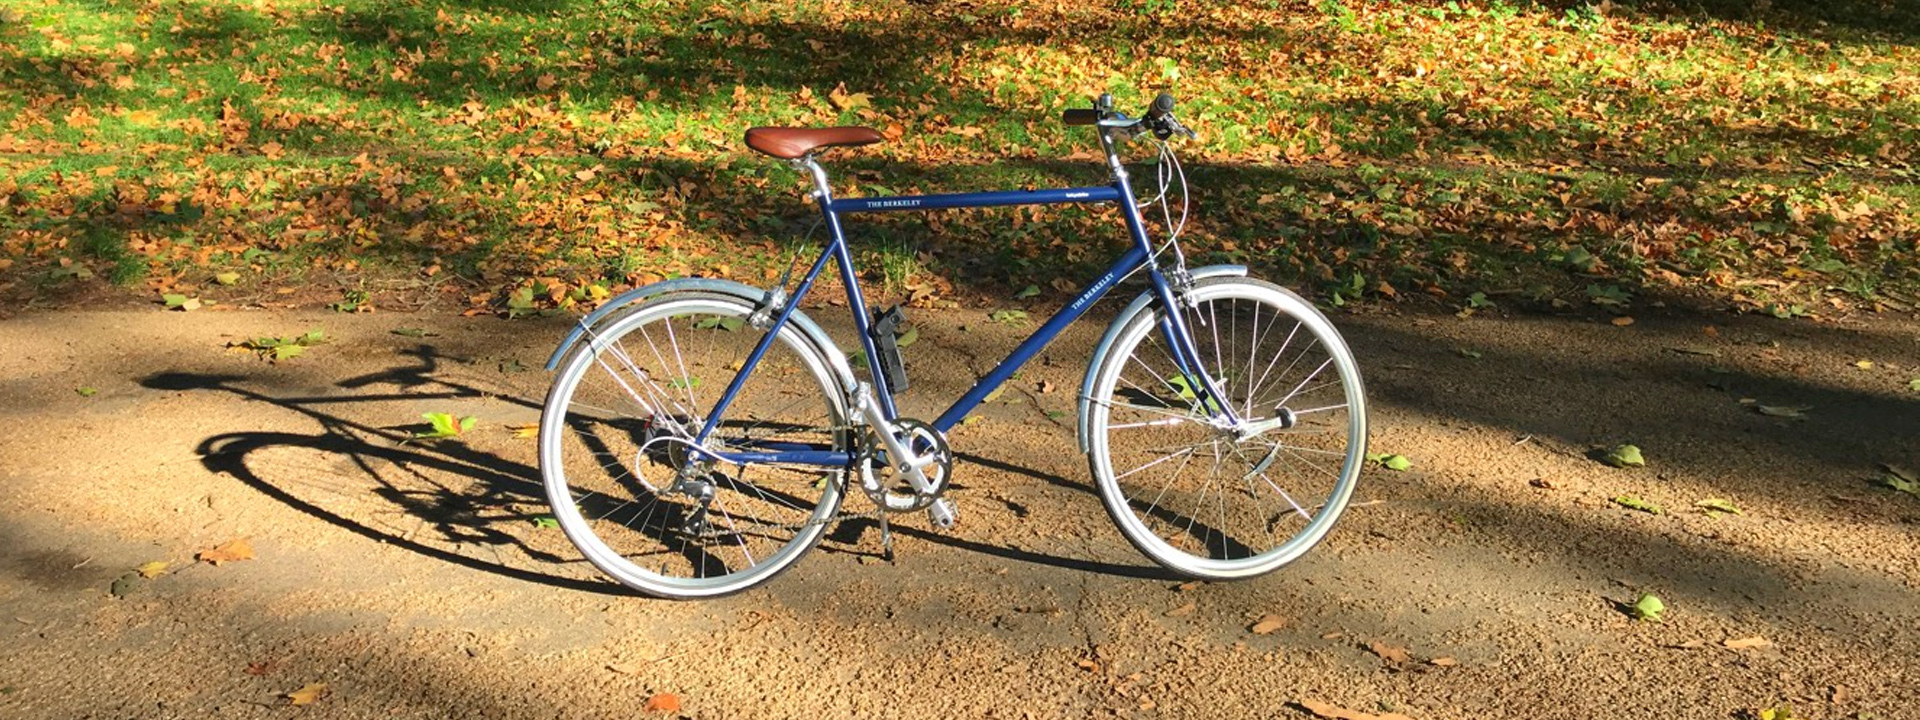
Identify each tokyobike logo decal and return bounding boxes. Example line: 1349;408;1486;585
868;198;923;208
1065;192;1089;198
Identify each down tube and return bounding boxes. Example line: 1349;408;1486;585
929;244;1151;433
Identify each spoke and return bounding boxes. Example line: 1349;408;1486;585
580;326;665;420
638;324;701;425
1272;357;1336;414
708;497;756;569
1256;471;1313;521
1128;338;1209;417
1280;446;1341;482
1247;320;1303;409
1245;300;1264;419
661;317;705;424
1136;441;1201;523
1113;444;1201;482
1237;439;1348;457
1101;380;1208;423
1106;417;1193;431
1207;299;1223;394
1288;402;1349;416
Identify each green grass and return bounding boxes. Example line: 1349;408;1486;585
0;0;1914;313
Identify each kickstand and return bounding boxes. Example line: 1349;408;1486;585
876;509;895;564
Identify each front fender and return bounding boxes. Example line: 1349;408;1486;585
543;277;855;393
1075;265;1247;453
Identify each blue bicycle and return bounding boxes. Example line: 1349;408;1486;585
538;94;1368;598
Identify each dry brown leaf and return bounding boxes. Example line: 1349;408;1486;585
1723;636;1772;650
643;693;680;713
1367;641;1412;665
1612;316;1635;326
1165;602;1196;617
1249;614;1287;635
284;682;327;706
1429;656;1459;667
1074;658;1100;672
1296;698;1418;720
198;537;254;565
1173;581;1201;592
608;661;645;675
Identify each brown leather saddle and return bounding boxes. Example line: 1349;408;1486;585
743;126;884;159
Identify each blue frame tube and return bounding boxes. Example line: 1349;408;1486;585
689;170;1239;466
929;243;1147;432
692;241;839;446
831;187;1121;214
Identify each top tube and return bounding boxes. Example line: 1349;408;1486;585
830;186;1122;214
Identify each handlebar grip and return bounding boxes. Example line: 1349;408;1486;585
1150;93;1175;117
1062;109;1100;126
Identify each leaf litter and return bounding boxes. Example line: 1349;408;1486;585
198;538;255;565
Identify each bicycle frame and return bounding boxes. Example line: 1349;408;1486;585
695;139;1237;468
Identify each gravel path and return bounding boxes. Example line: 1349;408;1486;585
1;299;1916;719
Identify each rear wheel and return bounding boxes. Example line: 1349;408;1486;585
539;293;849;598
1085;278;1367;579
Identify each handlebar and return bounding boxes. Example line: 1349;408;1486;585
1062;92;1195;140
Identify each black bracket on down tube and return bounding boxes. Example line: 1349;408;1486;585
869;305;910;393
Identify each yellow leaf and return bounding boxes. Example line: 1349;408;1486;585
136;561;170;578
285;682;327;706
508;424;539;439
827;83;870;111
1611;316;1635;326
1853;360;1873;370
197;537;255;566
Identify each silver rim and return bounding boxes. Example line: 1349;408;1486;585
1087;278;1366;579
539;294;847;598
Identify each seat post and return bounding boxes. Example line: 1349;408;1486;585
796;156;835;204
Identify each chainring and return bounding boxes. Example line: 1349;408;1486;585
857;418;954;512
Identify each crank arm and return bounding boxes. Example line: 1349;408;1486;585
853;386;936;494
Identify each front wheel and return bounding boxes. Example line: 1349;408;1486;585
1085;277;1367;579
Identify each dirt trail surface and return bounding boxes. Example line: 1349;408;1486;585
1;299;1917;719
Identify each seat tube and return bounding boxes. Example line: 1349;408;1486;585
802;157;901;419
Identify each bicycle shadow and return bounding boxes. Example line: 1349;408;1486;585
143;354;629;595
142;343;1183;593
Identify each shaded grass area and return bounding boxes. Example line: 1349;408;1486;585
0;0;1915;315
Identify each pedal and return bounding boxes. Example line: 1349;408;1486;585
927;498;958;530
